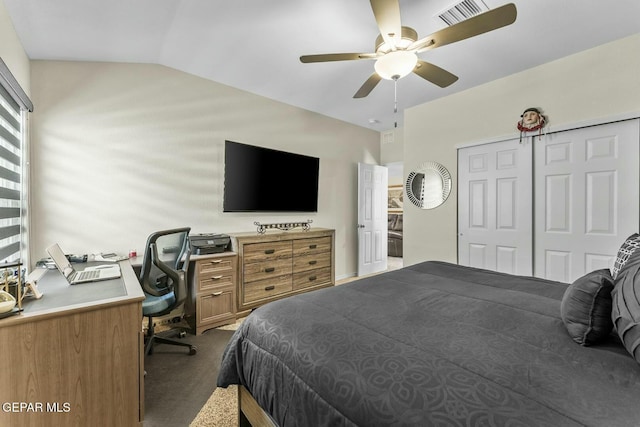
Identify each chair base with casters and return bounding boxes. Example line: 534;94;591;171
143;317;196;356
142;290;197;356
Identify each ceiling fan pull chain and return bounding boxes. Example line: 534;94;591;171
393;76;398;113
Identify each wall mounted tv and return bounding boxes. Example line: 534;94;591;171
223;140;320;212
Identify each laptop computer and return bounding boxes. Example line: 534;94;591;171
46;243;121;285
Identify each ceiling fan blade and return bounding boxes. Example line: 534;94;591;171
409;3;517;53
300;53;378;63
353;73;382;98
413;60;458;88
369;0;402;47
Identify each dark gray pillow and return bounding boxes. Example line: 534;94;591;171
561;269;614;346
612;253;640;364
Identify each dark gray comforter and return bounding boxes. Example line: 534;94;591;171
217;261;640;426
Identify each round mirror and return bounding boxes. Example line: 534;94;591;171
405;162;452;209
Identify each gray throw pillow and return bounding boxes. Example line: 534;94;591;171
612;233;640;279
561;269;614;346
612;254;640;364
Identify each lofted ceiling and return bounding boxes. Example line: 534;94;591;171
4;0;640;130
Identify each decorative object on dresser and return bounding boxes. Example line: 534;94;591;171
186;252;238;335
231;228;335;317
254;219;313;234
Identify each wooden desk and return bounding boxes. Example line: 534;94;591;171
186;252;238;334
0;261;145;427
130;252;239;335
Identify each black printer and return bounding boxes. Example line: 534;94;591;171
190;233;231;255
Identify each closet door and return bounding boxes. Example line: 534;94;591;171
458;139;533;275
534;119;640;283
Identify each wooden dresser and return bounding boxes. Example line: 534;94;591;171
186;252;237;335
231;228;335;317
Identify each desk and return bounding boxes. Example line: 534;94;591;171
130;252;238;335
0;261;145;427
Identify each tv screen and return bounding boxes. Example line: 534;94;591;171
223;140;320;212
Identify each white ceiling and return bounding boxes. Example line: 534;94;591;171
4;0;640;130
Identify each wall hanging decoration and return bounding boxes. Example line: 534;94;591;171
517;107;547;142
405;162;452;210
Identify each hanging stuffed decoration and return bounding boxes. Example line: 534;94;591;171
517;107;547;143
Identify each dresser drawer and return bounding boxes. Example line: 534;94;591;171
198;271;234;292
244;258;292;283
197;257;235;275
188;254;238;335
197;285;235;326
243;241;292;263
293;251;331;273
244;275;292;303
293;237;332;256
232;229;335;315
293;267;332;291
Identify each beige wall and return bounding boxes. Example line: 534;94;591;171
30;61;380;278
403;33;640;267
380;127;404;165
0;0;30;96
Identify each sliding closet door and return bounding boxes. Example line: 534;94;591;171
534;119;640;283
458;139;533;275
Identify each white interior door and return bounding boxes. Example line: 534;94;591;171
534;119;640;283
358;163;388;276
458;139;533;275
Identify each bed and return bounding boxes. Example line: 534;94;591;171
217;261;640;426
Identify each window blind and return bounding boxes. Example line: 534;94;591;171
0;83;23;262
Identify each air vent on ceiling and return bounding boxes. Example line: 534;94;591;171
438;0;489;26
381;131;394;145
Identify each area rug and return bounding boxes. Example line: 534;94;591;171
188;319;243;426
189;385;238;427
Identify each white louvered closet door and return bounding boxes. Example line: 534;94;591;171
534;119;640;283
458;139;533;275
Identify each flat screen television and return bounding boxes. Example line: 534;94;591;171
223;140;320;212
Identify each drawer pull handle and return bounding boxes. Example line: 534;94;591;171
309;244;317;249
264;267;275;273
211;275;223;280
212;291;223;296
264;249;275;254
265;285;275;291
309;260;317;265
308;276;317;281
209;260;222;264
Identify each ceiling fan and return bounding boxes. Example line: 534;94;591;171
300;1;517;98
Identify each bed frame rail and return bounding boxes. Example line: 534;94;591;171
238;385;277;427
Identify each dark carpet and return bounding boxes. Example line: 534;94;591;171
143;327;235;427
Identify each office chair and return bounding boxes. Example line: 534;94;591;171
139;227;196;356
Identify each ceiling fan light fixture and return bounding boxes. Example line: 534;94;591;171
375;26;418;53
374;51;418;80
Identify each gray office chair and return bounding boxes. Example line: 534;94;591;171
139;227;196;356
